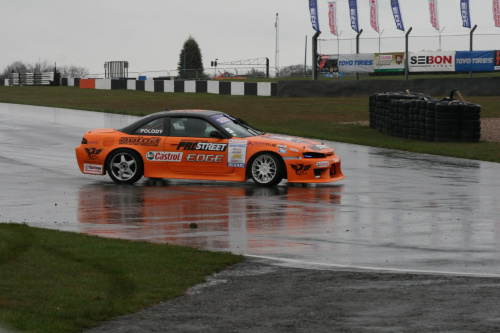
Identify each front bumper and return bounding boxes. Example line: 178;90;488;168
285;156;344;183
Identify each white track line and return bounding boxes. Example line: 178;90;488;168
245;254;500;278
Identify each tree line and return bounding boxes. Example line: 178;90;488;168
2;36;311;80
0;60;88;79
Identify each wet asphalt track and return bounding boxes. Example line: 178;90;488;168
1;102;500;277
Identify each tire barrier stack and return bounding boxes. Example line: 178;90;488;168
369;91;481;143
20;73;35;85
7;72;54;86
8;73;20;86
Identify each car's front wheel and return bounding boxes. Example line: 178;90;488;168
250;153;283;187
107;149;143;184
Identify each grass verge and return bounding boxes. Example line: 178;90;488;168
1;86;499;163
0;223;242;333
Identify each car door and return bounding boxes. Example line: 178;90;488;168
164;117;234;174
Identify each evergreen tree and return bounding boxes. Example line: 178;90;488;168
177;36;205;79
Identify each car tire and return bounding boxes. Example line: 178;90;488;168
250;153;283;187
107;149;143;184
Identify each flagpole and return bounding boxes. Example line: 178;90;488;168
304;35;308;77
469;24;477;78
312;31;320;80
405;27;412;81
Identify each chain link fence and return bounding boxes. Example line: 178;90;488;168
318;27;500;55
316;27;500;79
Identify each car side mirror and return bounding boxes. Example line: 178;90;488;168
209;130;226;139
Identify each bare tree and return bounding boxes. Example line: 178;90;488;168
280;64;311;77
27;60;55;74
1;60;89;79
58;65;89;78
1;61;28;78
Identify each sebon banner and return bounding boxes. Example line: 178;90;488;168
374;53;405;72
409;52;456;72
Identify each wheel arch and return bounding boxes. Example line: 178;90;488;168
245;151;287;180
104;147;144;176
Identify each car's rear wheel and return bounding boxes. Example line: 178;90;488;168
107;149;143;184
250;153;283;187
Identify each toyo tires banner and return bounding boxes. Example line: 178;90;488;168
455;51;495;72
409;52;455;72
338;54;374;73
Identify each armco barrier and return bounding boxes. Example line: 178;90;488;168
60;78;277;97
278;77;500;97
369;92;481;143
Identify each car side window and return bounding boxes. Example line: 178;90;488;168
133;118;165;136
170;118;217;138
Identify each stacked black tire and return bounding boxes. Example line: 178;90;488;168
369;92;481;143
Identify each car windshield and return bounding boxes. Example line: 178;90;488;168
210;114;264;138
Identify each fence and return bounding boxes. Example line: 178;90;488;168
317;26;500;78
88;66;273;80
318;27;500;55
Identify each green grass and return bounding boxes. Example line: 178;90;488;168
1;86;499;162
0;223;242;332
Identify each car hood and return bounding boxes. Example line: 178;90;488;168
253;134;335;154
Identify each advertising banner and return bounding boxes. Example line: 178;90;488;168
328;1;338;35
461;0;471;28
374;53;405;72
455;51;495;72
429;0;439;30
494;0;500;27
349;0;360;33
338;54;374;73
370;0;379;33
317;55;338;74
391;0;405;31
309;0;320;32
409;52;456;72
495;50;500;70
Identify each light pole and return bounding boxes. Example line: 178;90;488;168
275;13;279;77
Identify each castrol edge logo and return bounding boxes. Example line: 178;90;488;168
146;151;183;162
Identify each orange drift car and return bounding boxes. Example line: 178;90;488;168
75;110;344;187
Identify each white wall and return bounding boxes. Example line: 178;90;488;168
95;79;111;90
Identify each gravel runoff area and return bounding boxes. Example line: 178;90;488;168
85;257;500;332
481;118;500;142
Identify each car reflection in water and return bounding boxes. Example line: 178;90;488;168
77;180;343;254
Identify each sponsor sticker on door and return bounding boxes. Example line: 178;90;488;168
146;151;183;162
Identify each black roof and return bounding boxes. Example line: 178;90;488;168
118;109;225;134
150;109;223;118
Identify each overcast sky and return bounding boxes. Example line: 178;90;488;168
1;0;498;77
